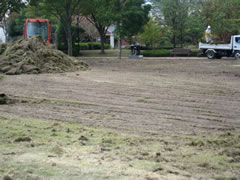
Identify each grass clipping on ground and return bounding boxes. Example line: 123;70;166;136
0;36;88;75
0;112;240;179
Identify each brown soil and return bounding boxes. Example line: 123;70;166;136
1;57;240;179
0;36;88;75
0;57;240;135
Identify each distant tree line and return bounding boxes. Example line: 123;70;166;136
0;0;151;56
1;0;240;54
138;0;240;49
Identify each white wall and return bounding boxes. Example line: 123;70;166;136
0;28;6;43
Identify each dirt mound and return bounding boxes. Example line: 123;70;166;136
0;36;88;75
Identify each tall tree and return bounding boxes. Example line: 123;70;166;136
185;1;205;45
0;0;26;41
137;18;163;49
79;0;114;54
0;0;25;22
153;0;189;48
41;0;82;56
113;0;151;58
114;0;150;42
201;0;240;43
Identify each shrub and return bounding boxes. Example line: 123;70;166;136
79;43;88;50
74;42;110;50
190;49;201;57
56;21;84;56
142;49;171;57
88;42;110;50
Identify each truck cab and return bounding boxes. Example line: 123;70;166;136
233;35;240;53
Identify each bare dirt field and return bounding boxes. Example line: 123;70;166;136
1;57;240;180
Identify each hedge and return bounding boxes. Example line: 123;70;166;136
74;42;110;50
141;49;201;57
190;49;201;57
142;49;171;57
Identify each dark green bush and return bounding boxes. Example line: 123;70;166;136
88;42;110;50
142;49;171;57
74;42;110;50
190;49;201;57
56;21;84;56
79;43;88;50
140;45;181;50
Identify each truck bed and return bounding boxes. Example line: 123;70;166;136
199;42;232;50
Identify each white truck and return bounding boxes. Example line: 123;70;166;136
199;35;240;59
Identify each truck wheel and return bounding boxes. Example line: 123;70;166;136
235;51;240;60
206;50;215;59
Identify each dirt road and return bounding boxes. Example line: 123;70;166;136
1;57;240;135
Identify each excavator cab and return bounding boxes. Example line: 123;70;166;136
24;19;51;44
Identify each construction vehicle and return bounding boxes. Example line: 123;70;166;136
199;35;240;59
23;19;51;44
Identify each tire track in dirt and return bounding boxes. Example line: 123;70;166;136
1;58;240;135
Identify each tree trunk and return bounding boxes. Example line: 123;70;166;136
66;0;72;56
66;24;72;56
180;28;184;48
118;39;122;59
77;15;80;56
99;30;105;54
173;31;176;48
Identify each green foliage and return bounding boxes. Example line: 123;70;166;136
142;48;200;57
40;0;83;56
80;0;114;28
79;0;115;53
190;49;201;57
0;0;25;22
79;42;89;50
201;0;240;42
137;18;165;49
73;42;110;50
56;21;85;56
6;12;26;40
114;0;151;43
142;49;171;57
185;5;205;45
159;0;189;47
87;42;110;50
152;0;205;46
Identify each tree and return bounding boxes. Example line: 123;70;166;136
185;1;205;45
201;0;240;43
113;0;151;58
114;0;151;43
41;0;82;56
0;0;26;42
79;0;114;54
56;20;84;56
153;0;189;48
0;0;25;22
137;18;162;49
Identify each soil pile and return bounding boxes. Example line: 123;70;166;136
0;36;88;75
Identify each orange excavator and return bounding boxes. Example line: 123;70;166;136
23;18;51;44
